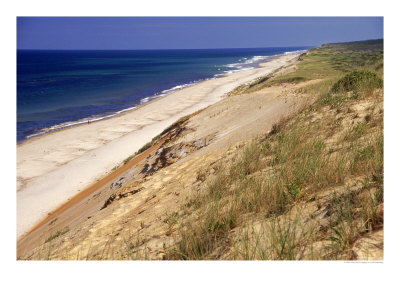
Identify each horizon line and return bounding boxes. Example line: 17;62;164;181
17;45;315;51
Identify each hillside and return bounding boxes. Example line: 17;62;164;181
18;40;383;260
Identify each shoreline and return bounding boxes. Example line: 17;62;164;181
17;79;201;145
17;52;303;239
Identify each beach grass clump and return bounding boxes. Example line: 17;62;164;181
135;134;161;156
325;194;361;258
324;173;383;259
318;93;347;108
115;133;162;169
122;154;135;165
316;70;382;109
330;71;383;97
45;227;70;243
164;211;180;236
230;214;314;260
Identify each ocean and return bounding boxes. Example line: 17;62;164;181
17;47;309;142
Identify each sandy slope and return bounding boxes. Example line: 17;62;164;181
17;53;301;238
18;72;316;259
17;78;384;260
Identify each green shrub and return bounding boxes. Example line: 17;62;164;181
330;71;382;96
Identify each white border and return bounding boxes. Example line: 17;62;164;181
2;1;398;299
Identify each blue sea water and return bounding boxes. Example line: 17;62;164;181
17;47;309;142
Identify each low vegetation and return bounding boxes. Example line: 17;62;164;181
230;39;383;97
45;227;70;244
330;70;383;96
164;93;382;259
161;39;383;260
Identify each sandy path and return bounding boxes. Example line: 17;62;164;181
17;53;301;238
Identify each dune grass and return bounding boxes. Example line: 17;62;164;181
45;227;70;244
162;40;383;260
164;95;382;259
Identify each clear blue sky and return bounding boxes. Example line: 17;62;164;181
17;17;383;50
